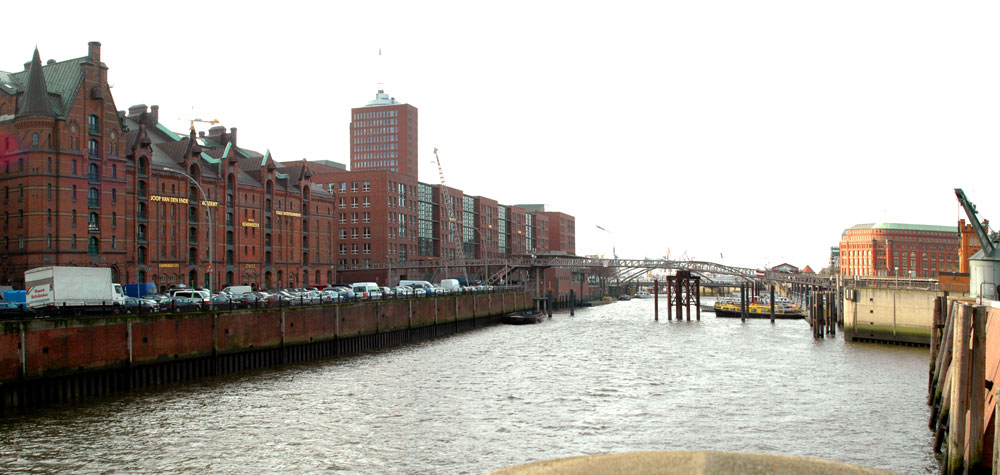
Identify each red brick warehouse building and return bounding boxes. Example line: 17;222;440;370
839;223;959;279
0;42;580;293
0;43;338;290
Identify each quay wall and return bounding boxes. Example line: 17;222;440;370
0;292;531;412
843;287;939;345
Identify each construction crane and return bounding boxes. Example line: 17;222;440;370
955;188;996;256
187;118;219;132
955;188;1000;298
433;148;469;285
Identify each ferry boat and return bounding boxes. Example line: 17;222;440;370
713;297;805;319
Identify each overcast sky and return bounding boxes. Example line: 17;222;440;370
4;1;999;271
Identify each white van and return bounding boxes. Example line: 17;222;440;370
439;279;461;294
351;282;382;300
171;289;211;306
222;285;253;295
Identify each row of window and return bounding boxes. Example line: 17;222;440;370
353;110;399;120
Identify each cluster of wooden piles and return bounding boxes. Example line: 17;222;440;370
927;297;1000;474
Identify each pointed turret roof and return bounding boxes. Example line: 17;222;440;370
18;48;56;117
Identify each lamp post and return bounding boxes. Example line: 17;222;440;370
155;167;214;292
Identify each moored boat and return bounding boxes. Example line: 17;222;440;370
501;311;544;325
635;291;652;299
713;298;805;319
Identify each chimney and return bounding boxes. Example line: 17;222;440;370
88;41;101;63
229;127;237;147
47;59;56;65
128;104;148;118
23;62;30;71
150;105;159;124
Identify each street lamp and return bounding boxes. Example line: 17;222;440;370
155;166;214;292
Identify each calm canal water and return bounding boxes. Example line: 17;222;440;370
1;298;938;473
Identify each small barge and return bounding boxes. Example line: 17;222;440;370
501;311;544;325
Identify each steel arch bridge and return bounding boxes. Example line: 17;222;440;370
383;256;835;288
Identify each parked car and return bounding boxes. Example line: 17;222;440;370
160;296;203;313
124;296;158;313
394;286;413;297
0;301;34;318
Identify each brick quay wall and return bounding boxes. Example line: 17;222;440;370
0;292;533;413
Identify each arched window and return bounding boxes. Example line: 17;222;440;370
138;224;147;242
88;139;99;158
32;133;38;147
88;114;98;134
88;187;99;207
88;163;99;183
137;180;147;198
88;212;99;232
139;157;148;176
88;236;99;255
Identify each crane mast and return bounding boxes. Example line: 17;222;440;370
433;148;469;284
955;188;996;256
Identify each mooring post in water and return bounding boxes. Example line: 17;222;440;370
817;292;825;339
684;278;691;321
654;279;659;321
740;283;746;322
769;284;775;323
676;277;683;320
667;277;672;320
694;277;701;321
968;305;986;470
546;290;553;318
830;291;837;336
948;304;972;475
569;289;575;317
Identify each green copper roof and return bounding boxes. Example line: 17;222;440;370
199;152;220;164
155;123;181;141
848;223;958;233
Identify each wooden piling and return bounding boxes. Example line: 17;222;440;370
929;296;943;394
947;304;972;475
816;292;824;339
685;278;691;321
931;300;956;411
667;277;673;320
569;289;575;316
546;290;553;318
968;305;986;470
769;284;775;323
740;283;746;322
676;278;683;320
654;279;659;321
695;278;701;321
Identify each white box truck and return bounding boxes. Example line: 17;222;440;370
25;266;125;313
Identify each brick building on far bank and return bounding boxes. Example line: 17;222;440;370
839;223;960;279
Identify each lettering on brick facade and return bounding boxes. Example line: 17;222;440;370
275;210;301;217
